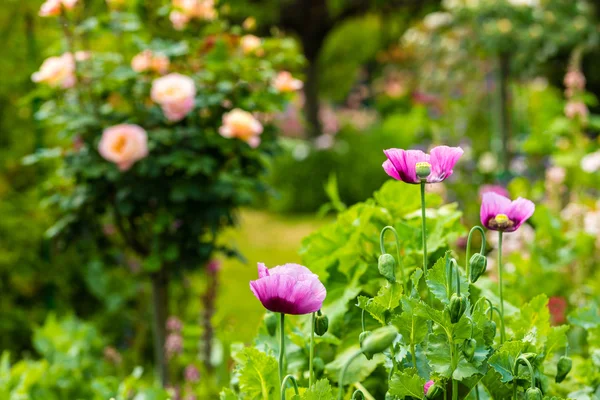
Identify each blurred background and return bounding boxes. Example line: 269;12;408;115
1;0;599;398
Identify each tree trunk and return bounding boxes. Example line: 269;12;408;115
498;53;512;177
303;58;323;138
151;268;169;386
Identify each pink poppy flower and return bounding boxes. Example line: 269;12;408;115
249;263;326;315
480;192;535;232
383;145;464;184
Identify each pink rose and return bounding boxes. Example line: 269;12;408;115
151;53;170;74
39;0;78;16
173;0;217;20
151;73;196;122
98;124;149;171
240;35;262;54
169;10;190;30
131;50;153;72
31;53;76;89
273;71;303;93
219;109;263;148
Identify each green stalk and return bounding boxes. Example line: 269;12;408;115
498;231;506;343
420;182;431;304
309;312;315;388
279;313;286;389
280;374;299;400
451;342;458;400
338;351;362;400
411;342;417;369
379;226;405;291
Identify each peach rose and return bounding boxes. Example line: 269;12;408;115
240;35;262;54
39;0;78;16
151;73;196;122
131;51;169;74
169;10;190;30
151;53;170;74
219;109;263;148
31;53;76;88
173;0;217;20
98;124;149;171
273;71;303;93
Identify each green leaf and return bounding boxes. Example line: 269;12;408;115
568;304;600;330
357;281;403;325
426;252;469;305
393;297;428;347
301;379;335;400
237;348;279;400
543;325;568;360
219;389;239;400
388;368;425;399
487;342;527;383
511;294;551;345
325;346;383;384
425;334;452;378
453;356;481;381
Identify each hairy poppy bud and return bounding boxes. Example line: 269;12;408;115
463;338;476;361
361;326;398;356
378;253;396;283
416;162;432;181
314;310;329;336
483;319;497;343
469;253;487;283
449;293;468;323
555;356;572;383
525;387;542;400
359;331;373;360
263;312;277;336
425;381;443;399
353;390;365;400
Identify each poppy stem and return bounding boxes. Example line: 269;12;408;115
338;350;362;400
379;225;405;291
279;313;286;391
498;231;506;343
420;182;431;305
309;312;315;388
280;374;299;400
465;226;486;283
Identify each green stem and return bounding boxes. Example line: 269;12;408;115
280;374;299;400
516;356;536;389
380;226;405;291
338;351;362;400
309;312;315;388
411;342;417;369
351;390;364;400
475;384;480;400
279;313;286;389
451;342;458;400
498;231;506;343
361;309;366;333
465;226;486;283
420;182;431;304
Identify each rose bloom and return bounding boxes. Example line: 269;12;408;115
173;0;217;20
219;109;263;148
31;53;76;89
273;71;303;93
131;50;153;72
169;10;190;30
151;53;170;74
564;69;586;91
151;73;196;122
39;0;78;16
98;124;149;171
240;35;262;54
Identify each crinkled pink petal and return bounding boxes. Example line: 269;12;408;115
383;149;428;184
268;263;314;278
480;192;512;229
257;262;269;278
382;159;401;180
505;197;535;232
429;146;463;183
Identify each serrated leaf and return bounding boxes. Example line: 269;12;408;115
568;304;600;330
543;325;568;360
453;356;480;381
302;379;334;400
393;298;428;347
487;342;527;383
357;282;403;325
426;252;469;305
237;348;279;400
425;334;452;378
325;346;383;384
388;368;426;399
511;294;550;345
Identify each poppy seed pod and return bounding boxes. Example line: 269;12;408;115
483;319;497;343
525;387;543;400
361;325;398;356
415;162;432;180
314;310;329;336
378;253;396;283
555;356;572;383
359;331;373;360
449;293;468;323
469;253;487;283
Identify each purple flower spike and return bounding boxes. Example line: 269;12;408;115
250;263;326;315
383;145;464;184
480;192;535;232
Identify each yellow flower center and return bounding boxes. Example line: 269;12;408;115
490;214;514;230
111;135;127;154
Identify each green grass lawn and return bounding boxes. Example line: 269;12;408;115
214;209;327;345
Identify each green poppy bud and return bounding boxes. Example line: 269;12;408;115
425;382;443;399
525;387;542;400
263;312;277;336
449;293;468;324
359;331;373;360
352;390;365;400
483;319;497;343
314;310;329;336
416;162;432;180
361;325;398;356
463;338;476;361
378;253;396;283
555;356;572;383
469;253;487;283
